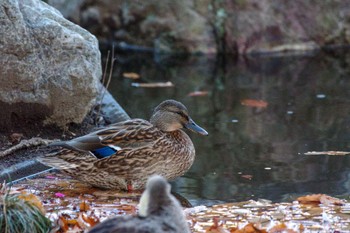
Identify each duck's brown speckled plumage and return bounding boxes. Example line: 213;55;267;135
38;100;208;190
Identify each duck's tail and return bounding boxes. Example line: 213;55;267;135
37;149;96;170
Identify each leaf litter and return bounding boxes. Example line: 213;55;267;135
7;171;350;233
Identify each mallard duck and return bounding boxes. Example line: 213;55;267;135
38;99;208;190
87;175;191;233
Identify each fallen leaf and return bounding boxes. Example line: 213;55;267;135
118;204;137;214
241;99;268;108
205;217;230;233
304;151;350;156
232;223;267;233
297;194;344;206
58;215;69;232
228;227;239;232
297;194;324;205
76;213;90;229
269;223;297;233
18;192;45;213
67;219;78;225
298;224;305;232
131;81;174;88
319;195;345;206
123;72;140;79
71;224;83;233
82;214;100;227
188;91;209;97
79;201;90;212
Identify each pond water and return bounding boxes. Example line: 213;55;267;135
107;51;350;206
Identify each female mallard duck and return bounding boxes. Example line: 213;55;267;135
87;175;191;233
38;99;208;190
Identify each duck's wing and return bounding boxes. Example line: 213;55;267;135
37;149;97;170
50;134;103;152
50;119;163;158
98;119;163;148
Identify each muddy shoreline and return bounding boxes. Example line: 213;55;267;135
0;90;129;183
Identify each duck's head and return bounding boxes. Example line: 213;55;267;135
138;175;172;217
150;99;208;135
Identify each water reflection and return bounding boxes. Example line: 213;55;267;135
108;51;350;206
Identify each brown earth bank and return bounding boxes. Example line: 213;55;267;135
0;105;119;182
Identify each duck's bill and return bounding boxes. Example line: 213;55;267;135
185;119;209;135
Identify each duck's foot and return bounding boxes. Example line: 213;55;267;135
127;184;133;192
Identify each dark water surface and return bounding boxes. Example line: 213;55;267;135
107;51;350;206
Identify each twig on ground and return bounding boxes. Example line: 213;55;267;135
95;45;116;125
0;138;57;158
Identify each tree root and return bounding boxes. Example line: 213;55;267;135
0;137;57;158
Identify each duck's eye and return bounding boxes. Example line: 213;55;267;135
176;111;189;120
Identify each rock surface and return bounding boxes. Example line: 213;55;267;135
48;0;216;54
0;0;102;129
48;0;350;54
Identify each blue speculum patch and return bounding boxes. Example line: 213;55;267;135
93;147;117;158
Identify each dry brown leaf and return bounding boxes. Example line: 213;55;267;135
205;217;229;233
82;214;100;227
70;224;83;233
79;201;90;212
241;99;268;108
18;192;45;213
77;213;90;229
57;213;99;232
67;219;78;225
304;151;350;156
188;91;209;97
269;223;297;233
58;216;69;232
298;224;305;232
231;223;266;233
297;194;324;205
319;194;344;206
123;72;140;79
228;227;239;233
243;223;266;233
117;204;137;214
131;81;174;88
297;194;344;206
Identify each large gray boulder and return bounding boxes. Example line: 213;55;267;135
0;0;102;129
